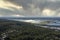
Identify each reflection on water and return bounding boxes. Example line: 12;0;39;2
10;19;60;30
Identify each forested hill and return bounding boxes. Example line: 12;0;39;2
0;19;60;40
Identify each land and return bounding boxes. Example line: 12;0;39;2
0;19;60;40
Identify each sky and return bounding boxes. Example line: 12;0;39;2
0;0;60;17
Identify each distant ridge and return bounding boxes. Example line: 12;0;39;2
0;17;60;20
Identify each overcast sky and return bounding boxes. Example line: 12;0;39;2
0;0;60;17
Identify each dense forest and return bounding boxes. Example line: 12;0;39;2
0;19;60;40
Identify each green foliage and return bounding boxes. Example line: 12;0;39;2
0;19;60;40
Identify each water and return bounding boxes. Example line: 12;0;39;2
8;18;60;30
10;19;60;26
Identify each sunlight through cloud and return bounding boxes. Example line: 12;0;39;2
0;0;23;11
42;9;55;16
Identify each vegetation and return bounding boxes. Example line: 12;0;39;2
0;19;60;40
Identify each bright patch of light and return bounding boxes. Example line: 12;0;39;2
21;20;40;23
12;14;24;17
0;0;23;11
42;9;55;16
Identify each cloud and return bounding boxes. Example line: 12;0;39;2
0;0;25;17
0;0;60;17
0;0;23;11
5;0;32;10
32;0;60;17
42;9;55;17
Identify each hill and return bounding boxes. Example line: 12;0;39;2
0;19;60;40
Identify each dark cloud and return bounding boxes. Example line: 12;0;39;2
5;0;32;10
32;0;60;11
0;8;15;15
5;0;60;11
1;0;60;17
